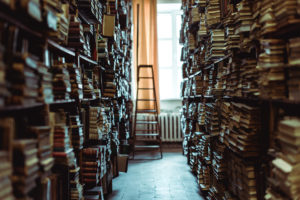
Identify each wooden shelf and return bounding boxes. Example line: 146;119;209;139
47;39;76;57
79;54;98;65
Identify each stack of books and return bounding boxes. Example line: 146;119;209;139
259;0;277;35
47;2;69;45
287;66;300;101
206;0;221;27
29;126;54;176
234;1;252;35
0;45;9;107
227;153;258;200
52;125;75;166
97;38;108;63
77;0;103;22
205;103;219;135
191;7;200;24
250;0;261;40
37;62;53;103
240;58;259;98
67;63;83;100
258;39;286;99
274;0;298;23
7;55;39;105
51;63;71;100
220;102;230;144
103;71;116;98
93;71;101;98
12;139;39;199
197;103;206;126
70;165;83;200
210;141;227;199
207;29;225;61
266;117;300;199
0;151;14;200
69;114;84;150
227;103;261;157
89;107;102;140
197;12;207;39
68;16;85;51
288;37;300;66
224;14;240;51
83;75;96;99
82;147;101;186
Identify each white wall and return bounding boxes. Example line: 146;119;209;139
160;99;181;113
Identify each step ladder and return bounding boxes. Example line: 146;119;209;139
133;65;162;159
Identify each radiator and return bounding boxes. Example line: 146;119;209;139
159;113;182;142
134;113;183;142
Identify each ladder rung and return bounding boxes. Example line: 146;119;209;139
136;121;158;124
138;65;153;68
135;129;158;132
135;145;160;149
135;139;160;142
139;77;153;79
137;99;156;101
138;88;154;90
136;133;159;136
137;109;157;113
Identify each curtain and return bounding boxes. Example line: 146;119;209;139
133;0;160;112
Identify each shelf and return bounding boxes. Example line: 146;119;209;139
0;102;44;115
47;39;76;57
204;54;231;70
183;95;300;106
0;9;43;38
50;99;76;106
79;55;98;65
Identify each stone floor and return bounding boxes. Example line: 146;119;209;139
107;149;205;200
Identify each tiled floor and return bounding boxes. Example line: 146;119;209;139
107;149;205;200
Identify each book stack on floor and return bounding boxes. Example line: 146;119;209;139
0;151;14;200
12;139;39;199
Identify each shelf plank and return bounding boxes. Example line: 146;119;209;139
47;39;76;57
79;55;98;65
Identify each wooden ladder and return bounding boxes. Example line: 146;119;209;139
133;65;162;159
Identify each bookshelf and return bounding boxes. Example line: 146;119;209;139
180;0;300;199
0;0;132;199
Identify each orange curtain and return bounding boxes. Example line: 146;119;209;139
133;0;160;112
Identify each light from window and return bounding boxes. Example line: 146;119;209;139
157;3;182;100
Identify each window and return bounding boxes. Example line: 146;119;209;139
157;3;182;100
